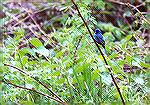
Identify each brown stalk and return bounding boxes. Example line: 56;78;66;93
3;78;67;105
70;0;125;105
3;63;67;105
106;0;150;25
74;36;82;64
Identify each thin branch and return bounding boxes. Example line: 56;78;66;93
5;10;54;50
107;0;150;25
20;5;58;48
5;6;57;27
70;0;125;105
23;8;49;38
5;11;55;59
3;63;66;104
3;78;67;105
74;36;82;64
5;11;40;38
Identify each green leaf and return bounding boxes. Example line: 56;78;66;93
134;77;144;85
55;50;64;58
108;53;119;59
19;100;34;105
82;0;93;4
14;28;25;40
100;74;112;85
92;69;100;80
34;46;49;56
30;38;43;48
126;55;133;63
95;0;105;9
25;84;33;88
140;62;150;68
145;54;150;63
51;71;61;76
121;35;132;43
114;29;122;40
56;78;65;84
125;35;132;41
75;63;89;74
18;48;30;58
109;60;123;74
133;57;141;67
27;93;34;102
50;64;58;69
104;32;115;42
21;56;28;66
41;61;50;67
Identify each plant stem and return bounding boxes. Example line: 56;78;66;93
70;0;125;105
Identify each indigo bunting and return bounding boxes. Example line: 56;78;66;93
94;29;107;54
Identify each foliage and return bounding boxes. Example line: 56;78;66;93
1;0;150;105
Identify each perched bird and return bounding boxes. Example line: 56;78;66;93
94;29;107;54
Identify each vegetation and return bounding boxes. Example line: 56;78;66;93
1;0;150;105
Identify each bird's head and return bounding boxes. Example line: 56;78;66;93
95;29;102;34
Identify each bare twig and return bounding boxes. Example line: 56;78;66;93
5;11;40;38
20;5;59;48
3;63;66;104
107;0;150;25
3;78;67;105
23;8;49;38
5;11;56;57
5;6;60;27
74;36;82;64
70;0;125;105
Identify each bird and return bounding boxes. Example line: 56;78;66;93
93;29;107;54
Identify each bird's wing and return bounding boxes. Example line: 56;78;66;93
94;34;100;44
97;33;104;40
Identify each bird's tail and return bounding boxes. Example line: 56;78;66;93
102;45;108;55
104;48;108;55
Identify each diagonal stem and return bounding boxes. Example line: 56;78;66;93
3;63;66;104
3;78;67;105
70;0;125;105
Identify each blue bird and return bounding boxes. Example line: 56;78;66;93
94;29;107;54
